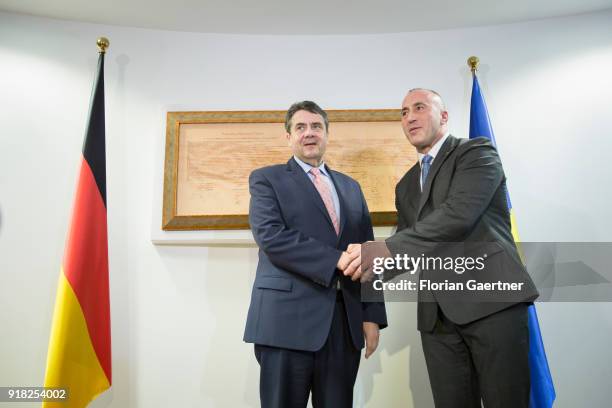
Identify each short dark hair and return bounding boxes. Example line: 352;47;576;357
285;101;329;133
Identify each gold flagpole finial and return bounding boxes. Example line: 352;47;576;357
97;37;110;54
467;56;479;73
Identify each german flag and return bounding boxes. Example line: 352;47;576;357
43;41;111;407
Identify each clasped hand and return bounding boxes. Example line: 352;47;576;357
336;241;391;283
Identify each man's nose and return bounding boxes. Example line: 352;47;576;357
304;125;317;135
403;112;415;123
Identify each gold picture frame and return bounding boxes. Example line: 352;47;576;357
162;109;417;230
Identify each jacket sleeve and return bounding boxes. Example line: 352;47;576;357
386;138;504;256
249;169;343;287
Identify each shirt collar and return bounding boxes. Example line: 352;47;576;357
418;132;450;165
293;156;329;177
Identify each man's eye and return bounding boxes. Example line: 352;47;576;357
313;124;322;129
401;111;408;117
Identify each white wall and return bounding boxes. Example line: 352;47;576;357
1;10;612;407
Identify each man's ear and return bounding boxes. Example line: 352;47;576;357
440;110;449;125
286;132;291;146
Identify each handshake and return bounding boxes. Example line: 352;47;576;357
336;241;392;283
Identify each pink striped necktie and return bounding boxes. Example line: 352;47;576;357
309;168;340;235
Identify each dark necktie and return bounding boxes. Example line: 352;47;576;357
421;154;433;191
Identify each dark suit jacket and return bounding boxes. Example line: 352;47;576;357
244;158;387;351
386;135;538;331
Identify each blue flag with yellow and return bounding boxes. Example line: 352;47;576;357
469;74;556;408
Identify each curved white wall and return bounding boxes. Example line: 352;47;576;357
1;10;611;407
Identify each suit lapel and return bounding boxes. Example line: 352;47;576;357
395;166;421;227
286;158;336;233
406;168;422;209
417;135;460;218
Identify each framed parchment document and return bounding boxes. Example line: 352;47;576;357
162;110;418;230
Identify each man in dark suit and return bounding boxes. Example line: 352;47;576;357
347;89;539;407
244;101;387;408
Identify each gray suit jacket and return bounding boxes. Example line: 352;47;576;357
386;135;538;331
244;158;387;351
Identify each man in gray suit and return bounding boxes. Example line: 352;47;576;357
244;101;387;408
348;89;538;407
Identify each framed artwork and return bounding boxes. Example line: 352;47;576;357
162;109;417;230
